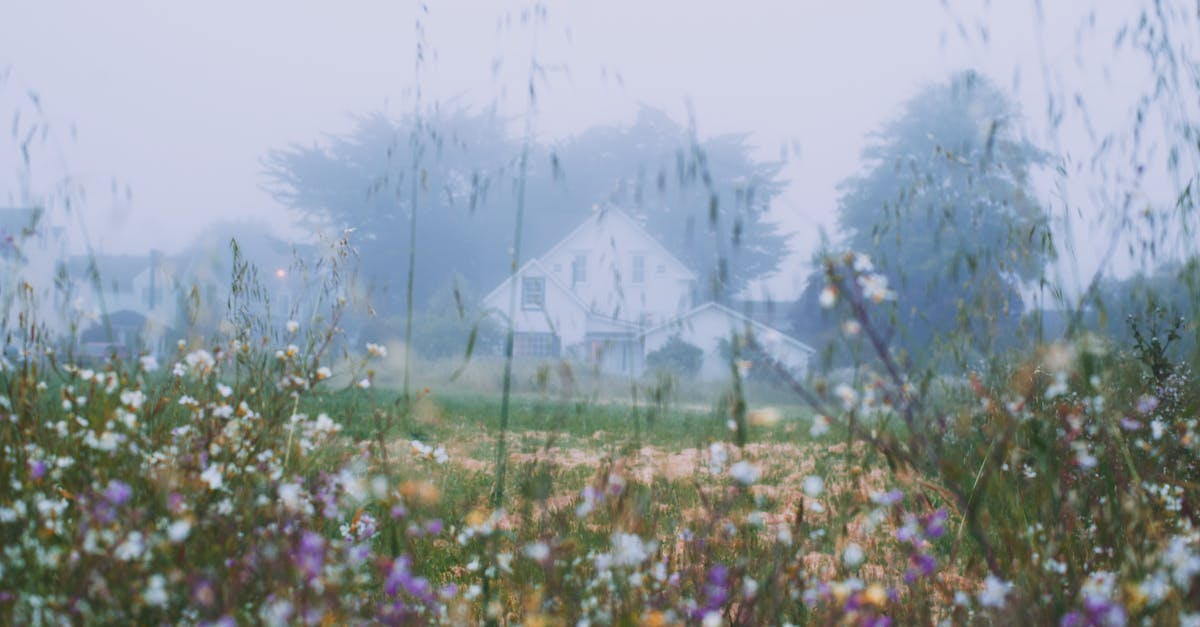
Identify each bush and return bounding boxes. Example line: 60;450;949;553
644;335;703;378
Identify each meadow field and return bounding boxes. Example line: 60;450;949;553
1;265;1198;625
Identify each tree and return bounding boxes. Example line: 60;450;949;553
263;106;789;314
793;70;1054;363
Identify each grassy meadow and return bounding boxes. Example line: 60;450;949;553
2;253;1198;625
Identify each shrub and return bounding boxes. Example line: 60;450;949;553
644;335;703;378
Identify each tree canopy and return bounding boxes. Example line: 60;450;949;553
263;106;789;313
793;70;1055;362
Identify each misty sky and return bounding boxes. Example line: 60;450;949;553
0;1;1179;299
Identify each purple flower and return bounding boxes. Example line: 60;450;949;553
28;459;46;480
425;519;443;535
104;480;132;506
384;556;433;603
295;531;325;579
924;510;948;538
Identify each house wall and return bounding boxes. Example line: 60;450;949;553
483;266;589;349
540;212;692;327
643;306;812;381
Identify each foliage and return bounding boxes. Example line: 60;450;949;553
793;70;1054;364
263;106;789;311
644;335;704;378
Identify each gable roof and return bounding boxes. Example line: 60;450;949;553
538;206;696;280
482;258;590;314
641;301;816;355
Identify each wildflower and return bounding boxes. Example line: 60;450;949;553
857;273;895;303
819;286;837;309
708;442;728;475
167;519;192;543
357;378;371;390
729;460;761;486
216;383;232;398
842;320;861;336
286;320;299;334
279;482;305;513
834;384;858;411
316;366;332;380
852;253;874;273
978;575;1011;608
119;389;146;410
523;541;551;562
114;531;146;561
802;475;825;497
200;464;224;491
810;414;831;438
104;480;133;506
367;343;388;357
140;355;159;372
610;532;656;567
843;543;865;568
144;574;168;607
185;349;215;373
285;344;299;358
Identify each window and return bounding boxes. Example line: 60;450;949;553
572;254;587;284
521;277;545;309
632;255;645;284
514;333;559;357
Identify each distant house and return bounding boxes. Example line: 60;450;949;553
67;224;311;356
482;207;813;380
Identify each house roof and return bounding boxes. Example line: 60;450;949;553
538;206;696;281
482;258;591;315
640;301;816;355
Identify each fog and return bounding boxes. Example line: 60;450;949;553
2;1;1196;368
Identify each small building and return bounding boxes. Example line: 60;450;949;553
641;301;814;380
483;206;813;380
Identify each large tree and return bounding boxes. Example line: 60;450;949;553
263;106;788;313
793;70;1054;363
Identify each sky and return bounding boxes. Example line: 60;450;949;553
0;1;1189;299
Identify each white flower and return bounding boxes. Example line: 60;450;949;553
139;355;160;372
114;531;146;561
200;464;224;491
708;442;728;475
216;383;232;399
729;461;761;486
143;574;168;606
978;574;1011;608
857;273;895;303
315;366;332;381
852;253;874;273
818;286;837;309
279;482;305;512
286;320;299;334
842;543;864;567
834;384;858;411
366;343;388;357
185;350;215;373
119;389;146;410
610;532;655;567
357;378;371;390
167;519;191;543
809;414;830;438
523;541;551;562
802;475;825;498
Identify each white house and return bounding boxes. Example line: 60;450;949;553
483;206;814;380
